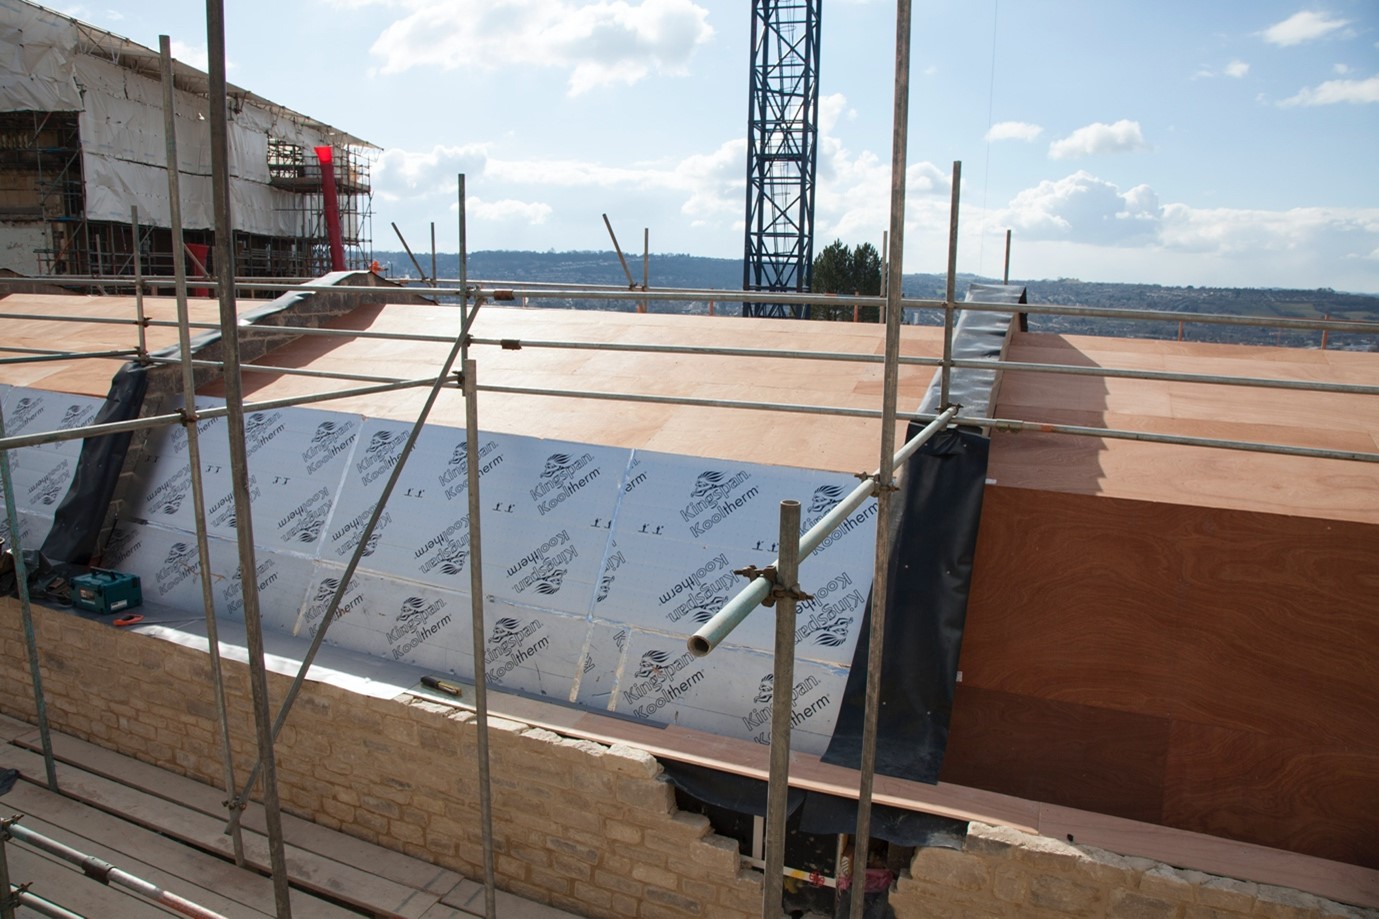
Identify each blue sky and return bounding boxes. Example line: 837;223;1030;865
53;0;1379;292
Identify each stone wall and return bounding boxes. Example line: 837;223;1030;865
891;823;1373;919
0;598;1372;919
0;598;761;919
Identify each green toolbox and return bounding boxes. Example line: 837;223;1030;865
71;569;143;615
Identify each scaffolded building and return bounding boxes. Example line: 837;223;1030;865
0;0;373;283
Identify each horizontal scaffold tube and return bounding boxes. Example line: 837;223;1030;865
688;406;959;657
3;821;228;919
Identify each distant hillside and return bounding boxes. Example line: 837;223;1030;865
372;249;1379;351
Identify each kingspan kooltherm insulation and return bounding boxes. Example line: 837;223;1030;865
80;397;880;753
0;385;105;550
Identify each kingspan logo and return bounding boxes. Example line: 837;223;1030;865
155;541;199;592
794;572;865;650
439;439;502;499
224;558;280;615
300;576;365;634
302;419;357;475
657;552;735;624
7;397;41;433
357;430;404;485
243;411;286;457
678;470;759;539
29;459;72;506
742;673;830;743
806;483;847;524
505;530;577;596
484;615;548;685
209;475;260;529
388;595;451;661
414;515;470;576
437;543;468;576
529;451;600;517
59;403;95;430
331;506;391;559
278;486;331;545
621;649;705;720
145;466;192;516
103;526;141;566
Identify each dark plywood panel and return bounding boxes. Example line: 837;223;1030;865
954;484;1379;866
1164;722;1379;869
962;486;1379;750
939;685;1169;824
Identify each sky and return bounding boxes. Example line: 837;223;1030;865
48;0;1379;292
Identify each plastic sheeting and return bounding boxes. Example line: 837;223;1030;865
821;286;1016;782
0;383;106;553
1;5;364;237
821;426;990;781
0;0;83;112
37;365;148;565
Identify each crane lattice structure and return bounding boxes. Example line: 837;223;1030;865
742;0;822;319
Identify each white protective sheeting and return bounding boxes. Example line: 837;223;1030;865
116;401;879;754
1;6;367;238
0;0;84;112
0;223;48;276
0;385;104;550
73;55;338;235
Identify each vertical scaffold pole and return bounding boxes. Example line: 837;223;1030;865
851;0;914;916
459;175;498;919
763;500;803;918
159;33;246;867
941;161;961;410
0;405;58;792
130;205;148;361
204;2;293;914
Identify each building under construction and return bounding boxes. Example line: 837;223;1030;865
0;0;373;283
0;3;1377;919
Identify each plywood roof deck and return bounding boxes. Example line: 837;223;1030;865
208;301;947;473
0;293;257;395
4;293;1376;521
988;332;1379;525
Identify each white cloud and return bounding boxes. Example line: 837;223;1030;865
466;197;553;224
1000;171;1162;244
1048;120;1149;159
169;40;209;73
986;121;1043;142
987;172;1379;288
1261;10;1351;46
373;144;490;201
1225;60;1250;78
366;0;714;95
1279;75;1379;106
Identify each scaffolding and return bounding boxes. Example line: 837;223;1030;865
0;7;374;287
2;5;1379;919
267;138;373;278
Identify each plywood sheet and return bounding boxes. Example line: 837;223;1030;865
209;303;943;474
0;293;258;395
939;685;1170;825
988;331;1379;524
958;484;1379;863
1163;721;1379;869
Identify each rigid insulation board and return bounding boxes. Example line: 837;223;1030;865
119;399;875;753
0;385;104;549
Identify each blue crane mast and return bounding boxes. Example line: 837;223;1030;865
741;0;822;319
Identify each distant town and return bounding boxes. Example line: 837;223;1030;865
374;249;1379;351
